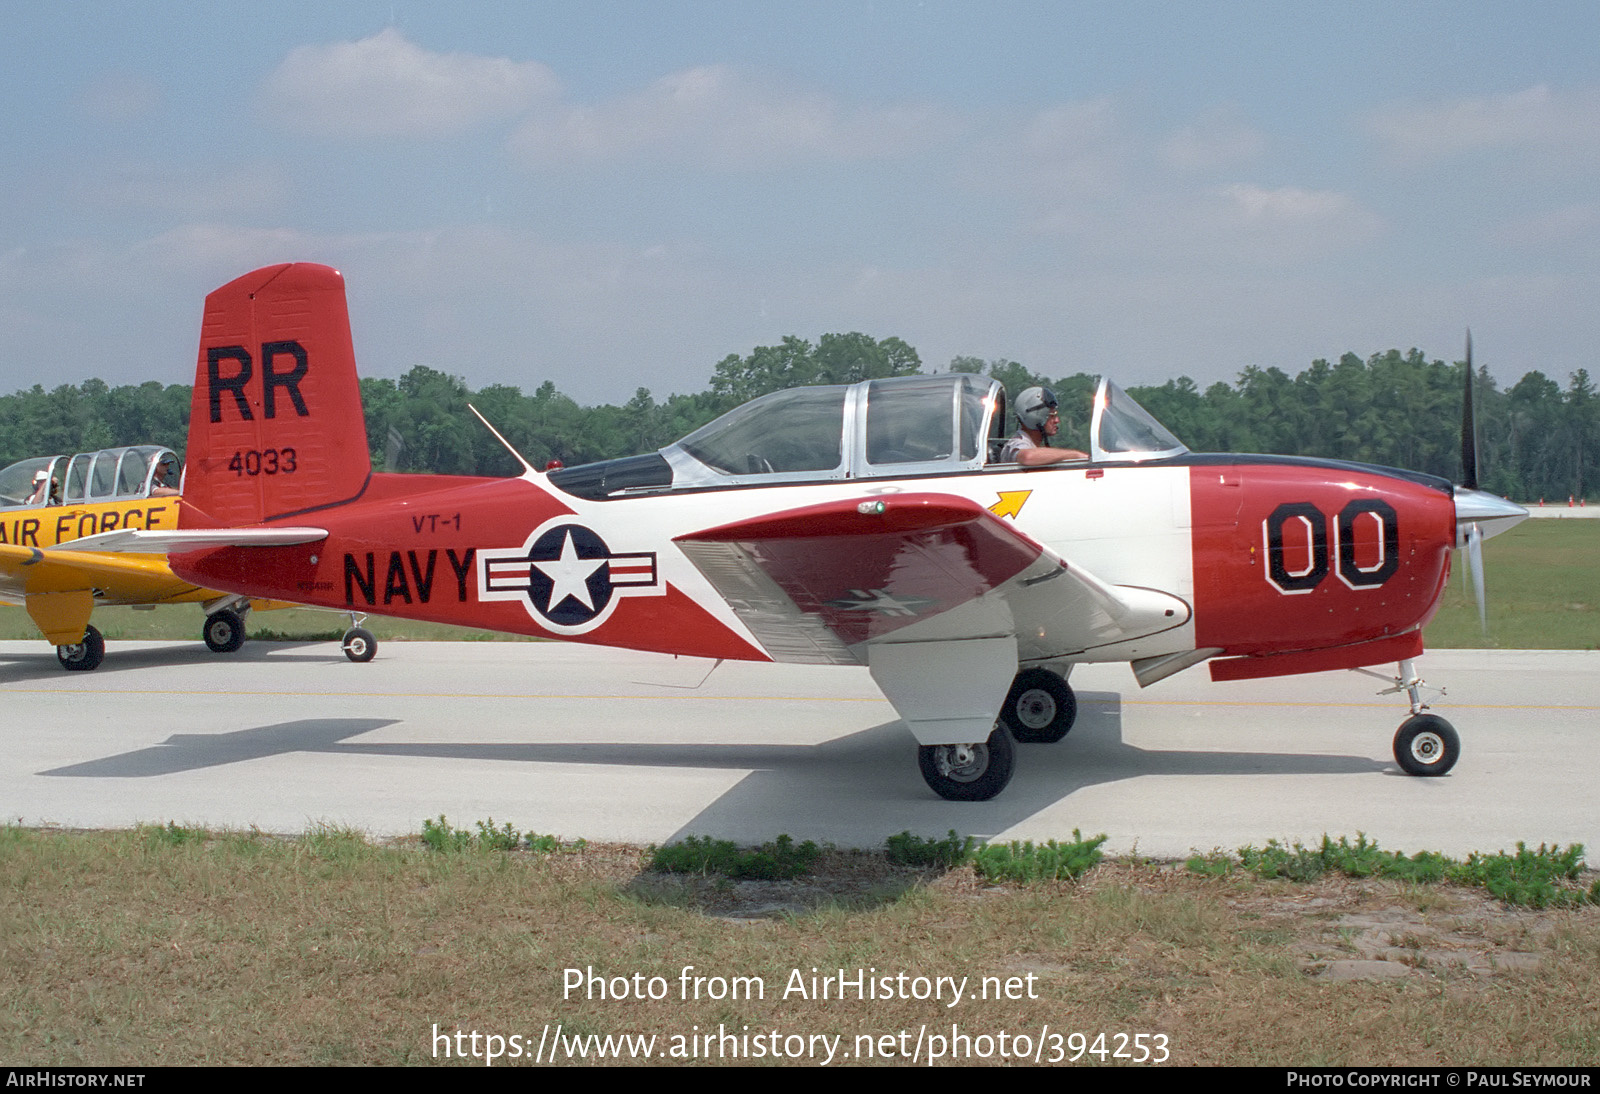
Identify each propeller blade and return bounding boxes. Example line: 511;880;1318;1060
1460;330;1480;491
1467;521;1487;635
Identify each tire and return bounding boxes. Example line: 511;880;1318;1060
1001;668;1077;744
203;609;246;653
57;625;105;672
1393;714;1460;777
917;724;1016;801
342;627;377;663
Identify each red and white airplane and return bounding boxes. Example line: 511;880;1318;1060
162;263;1526;801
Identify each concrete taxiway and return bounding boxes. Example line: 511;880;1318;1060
4;640;1595;857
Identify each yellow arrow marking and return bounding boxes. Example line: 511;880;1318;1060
989;490;1031;520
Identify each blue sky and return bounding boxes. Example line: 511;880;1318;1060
3;2;1598;407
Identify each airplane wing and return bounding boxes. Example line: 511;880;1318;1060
0;543;206;604
51;527;329;555
675;493;1189;744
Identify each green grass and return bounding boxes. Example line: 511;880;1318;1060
649;834;822;880
884;829;975;868
971;831;1108;883
1425;519;1600;649
0;604;537;643
5;823;1599;1067
1186;835;1598;907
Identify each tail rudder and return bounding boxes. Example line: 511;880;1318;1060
184;263;371;525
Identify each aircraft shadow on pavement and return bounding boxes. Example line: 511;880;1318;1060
40;692;1386;840
657;692;1388;842
41;719;402;777
0;641;351;681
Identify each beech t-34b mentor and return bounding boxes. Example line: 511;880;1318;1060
0;444;312;670
165;263;1526;800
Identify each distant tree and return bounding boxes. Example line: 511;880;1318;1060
0;336;1593;501
711;332;922;404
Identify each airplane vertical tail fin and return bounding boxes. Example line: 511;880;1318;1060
183;263;371;525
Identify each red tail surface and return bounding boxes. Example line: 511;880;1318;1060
183;263;371;525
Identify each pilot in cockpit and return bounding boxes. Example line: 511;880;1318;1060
26;470;61;506
1000;386;1088;466
150;455;180;497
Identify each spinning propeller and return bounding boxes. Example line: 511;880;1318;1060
1451;331;1528;634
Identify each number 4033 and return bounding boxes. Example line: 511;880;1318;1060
228;448;298;476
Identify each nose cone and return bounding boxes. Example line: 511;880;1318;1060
1453;487;1528;544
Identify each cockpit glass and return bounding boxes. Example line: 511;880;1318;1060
1091;380;1188;461
678;385;848;475
865;376;957;465
0;456;61;509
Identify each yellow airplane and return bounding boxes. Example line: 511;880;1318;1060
0;444;294;670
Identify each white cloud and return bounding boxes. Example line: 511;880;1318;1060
507;64;958;169
260;28;559;139
1205;183;1383;263
1220;183;1356;224
1368;84;1600;167
1160;109;1267;172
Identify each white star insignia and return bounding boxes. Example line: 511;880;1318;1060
826;588;935;617
534;530;605;612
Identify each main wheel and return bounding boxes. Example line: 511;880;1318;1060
203;609;246;653
1001;668;1077;744
1393;714;1460;777
342;627;377;663
57;625;105;672
917;724;1016;801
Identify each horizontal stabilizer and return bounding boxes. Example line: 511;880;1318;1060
52;527;329;555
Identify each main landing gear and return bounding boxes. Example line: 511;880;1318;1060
1000;668;1078;744
1371;658;1460;776
918;667;1077;801
203;608;248;653
57;625;105;672
341;613;377;663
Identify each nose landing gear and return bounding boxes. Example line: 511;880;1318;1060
1365;658;1460;776
341;612;377;662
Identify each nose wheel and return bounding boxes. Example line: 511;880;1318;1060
1393;714;1459;776
342;614;377;662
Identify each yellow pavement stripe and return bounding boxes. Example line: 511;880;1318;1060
0;686;1594;711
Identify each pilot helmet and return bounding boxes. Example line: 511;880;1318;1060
1014;386;1059;431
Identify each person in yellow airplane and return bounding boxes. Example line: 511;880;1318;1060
0;445;258;670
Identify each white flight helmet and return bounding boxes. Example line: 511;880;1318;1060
1014;386;1059;431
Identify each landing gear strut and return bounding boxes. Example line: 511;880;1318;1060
1370;658;1460;776
342;613;377;663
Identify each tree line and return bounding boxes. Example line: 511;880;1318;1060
0;337;1593;501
